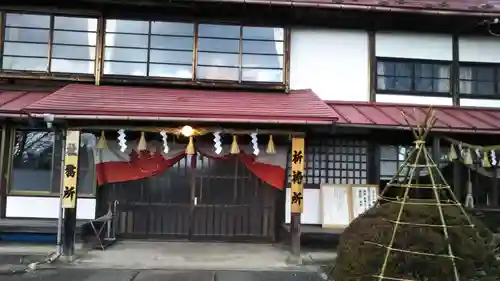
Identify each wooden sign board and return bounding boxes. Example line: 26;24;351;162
62;130;81;209
290;137;305;213
321;184;379;229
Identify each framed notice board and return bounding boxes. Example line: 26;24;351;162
321;184;379;229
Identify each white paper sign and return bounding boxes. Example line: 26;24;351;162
352;185;378;219
321;185;350;227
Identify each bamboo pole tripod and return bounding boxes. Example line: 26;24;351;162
370;108;475;281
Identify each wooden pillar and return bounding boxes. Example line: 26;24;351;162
453;159;462;203
62;130;81;260
431;137;441;172
289;136;305;261
0;124;11;218
492;168;499;207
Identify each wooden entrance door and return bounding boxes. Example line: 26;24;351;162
190;155;277;241
101;154;278;241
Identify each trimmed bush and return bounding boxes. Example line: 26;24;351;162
333;202;500;281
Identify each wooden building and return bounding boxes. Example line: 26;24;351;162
0;0;498;255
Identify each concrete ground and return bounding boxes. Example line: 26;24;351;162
72;241;337;270
2;269;326;281
0;241;336;280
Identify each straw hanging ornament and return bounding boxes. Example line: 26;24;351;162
230;135;240;154
448;143;457;160
137;132;147;151
266;135;276;154
482;151;491;168
95;131;108;149
464;148;473;165
185;136;195;155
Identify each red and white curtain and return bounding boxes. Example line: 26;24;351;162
94;141;287;190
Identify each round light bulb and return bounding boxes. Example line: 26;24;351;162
181;125;194;137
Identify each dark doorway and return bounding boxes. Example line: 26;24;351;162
99;154;279;241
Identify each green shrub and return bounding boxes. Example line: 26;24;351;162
332;202;500;281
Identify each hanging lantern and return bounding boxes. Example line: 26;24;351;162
185;136;195;155
266;135;276;154
137;132;147;151
117;129;127;153
463;148;473;165
250;132;259;156
448;143;457;160
160;131;169;154
482;151;492;168
181;125;194;137
96;131;108;149
213;131;222;154
230;135;240;154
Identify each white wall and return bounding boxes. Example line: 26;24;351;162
290;28;370;101
6;196;96;220
375;31;453;106
459;36;500;108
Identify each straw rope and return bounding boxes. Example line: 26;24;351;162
370;108;476;281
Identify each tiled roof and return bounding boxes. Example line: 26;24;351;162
26;84;338;124
327;100;500;134
206;0;500;14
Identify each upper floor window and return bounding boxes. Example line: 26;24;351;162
459;64;500;97
3;13;97;74
103;19;284;83
376;59;450;94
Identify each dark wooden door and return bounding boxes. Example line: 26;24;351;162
190;155;277;241
101;154;278;241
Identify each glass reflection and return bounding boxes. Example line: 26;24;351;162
3;13;50;71
196;24;283;82
2;13;97;74
104;19;194;77
103;20;284;82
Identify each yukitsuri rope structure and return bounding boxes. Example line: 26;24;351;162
371;108;476;281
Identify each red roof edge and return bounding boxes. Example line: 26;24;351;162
24;84;338;125
326;100;500;134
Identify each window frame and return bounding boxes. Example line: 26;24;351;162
0;11;290;88
458;62;500;99
8;128;57;195
375;57;452;97
101;19;287;86
7;128;96;197
0;12;98;80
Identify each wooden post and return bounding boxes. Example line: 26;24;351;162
289;137;305;262
62;130;81;260
431;136;441;181
492;168;499;207
453;160;462;203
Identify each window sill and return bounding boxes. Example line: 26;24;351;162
376;90;451;98
7;191;95;198
101;75;287;91
458;94;500;100
0;71;95;82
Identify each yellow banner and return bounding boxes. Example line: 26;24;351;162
290;137;305;213
62;130;81;209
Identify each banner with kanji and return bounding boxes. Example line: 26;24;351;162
62;130;81;209
290;137;305;213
